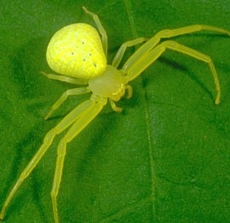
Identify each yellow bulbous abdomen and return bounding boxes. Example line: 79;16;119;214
46;23;107;79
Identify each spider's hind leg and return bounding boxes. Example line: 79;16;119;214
82;6;108;56
41;72;88;85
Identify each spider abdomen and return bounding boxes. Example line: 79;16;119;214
46;23;107;79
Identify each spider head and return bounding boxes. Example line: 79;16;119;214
89;65;126;101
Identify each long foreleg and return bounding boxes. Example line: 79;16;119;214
0;99;93;220
124;40;221;104
50;96;106;223
123;25;230;72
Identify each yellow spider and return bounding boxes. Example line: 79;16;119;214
1;6;230;223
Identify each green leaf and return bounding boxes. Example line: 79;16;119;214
1;0;230;222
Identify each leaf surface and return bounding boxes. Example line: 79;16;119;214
0;0;230;222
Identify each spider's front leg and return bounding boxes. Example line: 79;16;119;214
123;25;230;73
123;39;222;104
120;26;230;104
0;99;95;221
51;95;106;223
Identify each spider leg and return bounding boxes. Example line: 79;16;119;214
112;37;148;68
123;25;230;72
45;87;91;120
109;99;123;112
108;85;133;112
41;72;88;85
0;99;96;220
51;95;106;223
124;40;221;104
125;85;133;99
82;6;108;57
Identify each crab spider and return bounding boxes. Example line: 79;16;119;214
1;6;230;223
